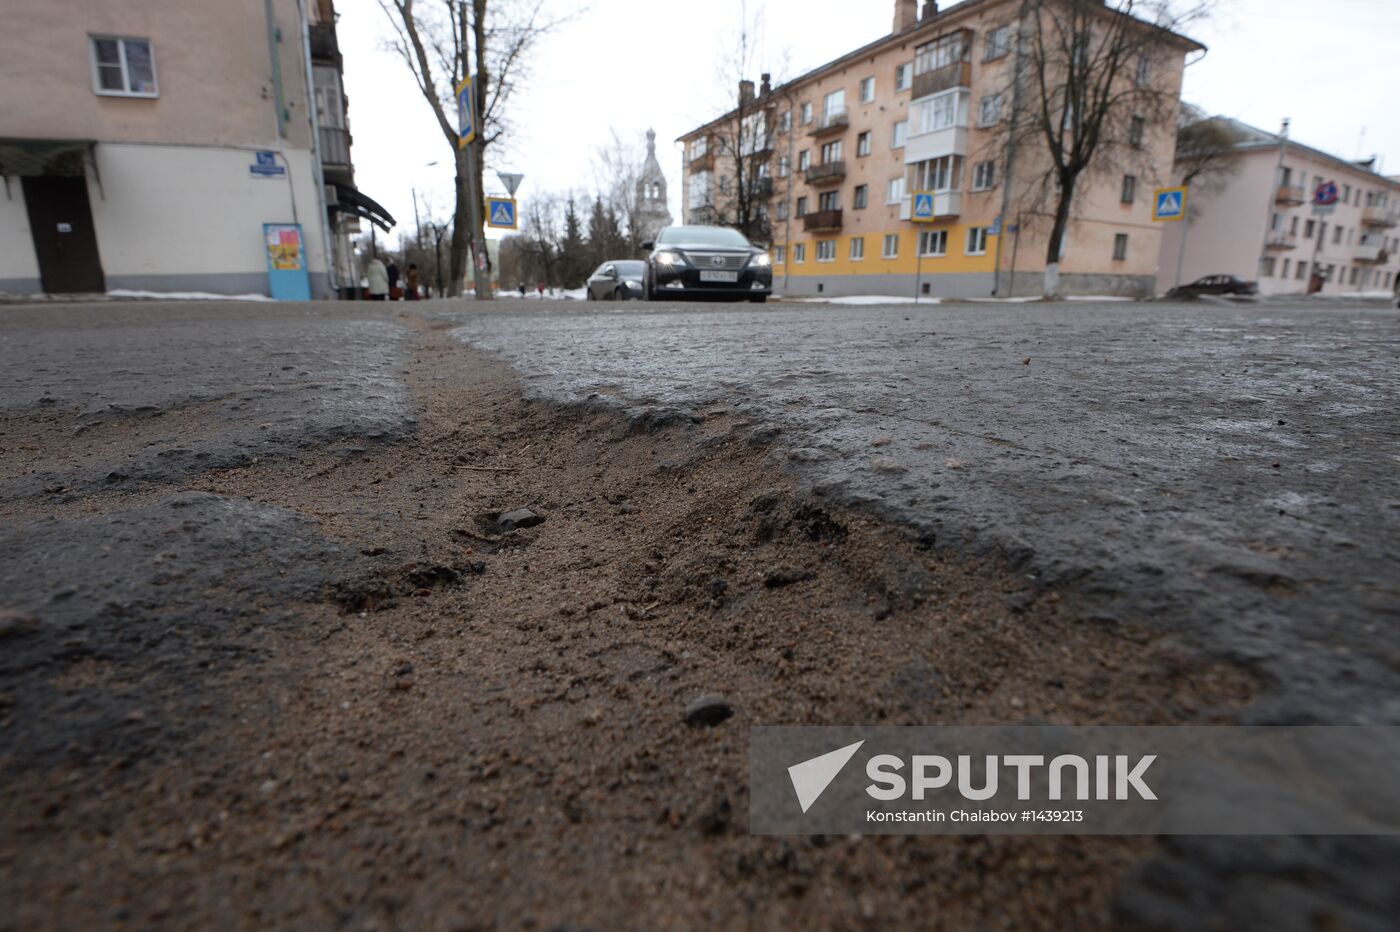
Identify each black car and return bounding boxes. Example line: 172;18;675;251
1165;274;1259;299
585;260;647;300
641;225;772;302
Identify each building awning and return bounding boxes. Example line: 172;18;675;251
0;138;96;178
331;183;395;233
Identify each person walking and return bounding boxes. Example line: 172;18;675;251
405;263;421;301
366;255;389;301
386;260;401;300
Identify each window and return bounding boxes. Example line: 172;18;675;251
984;25;1011;61
778;110;792;133
1290;216;1299;234
1121;175;1137;204
817;240;837;262
1113;233;1129;261
1305;219;1315;238
798;149;811;171
821;140;842;163
853;184;869;209
1135;55;1150;87
910;156;962;192
818;191;840;211
1129;116;1145;148
1296;262;1309;280
688;170;713;207
892;120;908;148
1343;184;1351;202
914;33;966;75
883;234;900;259
91;36;158;97
857;131;872;157
860;76;876;103
801;102;813;125
919;229;948;256
775;200;789;221
1261;256;1276;277
850;237;865;261
823;89;846;121
777;155;790;178
689;136;709;161
895;62;912;91
774;246;786;265
796;196;808;217
1281;258;1291;278
887;176;907;204
972;160;996;191
1350;267;1359;284
966;227;988;256
1333;225;1343;244
794;243;806;263
912;90;964;135
978;93;1004;127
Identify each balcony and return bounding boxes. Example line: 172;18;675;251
912;59;972;99
1362;206;1399;228
1274;184;1306;206
319;126;350;167
804;160;846;186
1265;230;1298;250
809;111;849;137
688;150;715;173
905;124;969;163
802;209;843;232
309;23;340;63
1355;242;1389;263
898;191;962;221
748;177;774;199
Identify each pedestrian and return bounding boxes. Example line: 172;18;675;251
537;281;545;297
405;263;420;301
518;282;526;297
386;259;401;300
366;254;389;301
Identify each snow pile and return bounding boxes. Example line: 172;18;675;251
796;295;937;306
107;289;272;302
1063;295;1138;303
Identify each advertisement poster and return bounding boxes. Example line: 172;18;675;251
265;224;304;271
262;223;311;300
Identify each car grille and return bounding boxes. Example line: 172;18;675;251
686;252;749;270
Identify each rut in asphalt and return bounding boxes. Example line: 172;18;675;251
1;314;1256;930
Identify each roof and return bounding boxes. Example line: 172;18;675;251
677;0;1207;143
1193;115;1400;187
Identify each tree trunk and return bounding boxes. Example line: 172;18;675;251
1043;176;1076;298
449;148;471;297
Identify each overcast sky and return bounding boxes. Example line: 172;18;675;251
335;0;1400;244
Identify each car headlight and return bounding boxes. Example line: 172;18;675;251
625;279;643;288
749;253;772;268
653;250;685;267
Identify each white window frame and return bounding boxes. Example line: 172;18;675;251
823;89;846;121
860;76;876;103
778;110;792;133
90;35;159;98
887;177;907;205
798;149;811;171
892;120;908;149
821;140;843;163
972;160;996;191
774;245;786;265
883;234;900;259
817;240;837;263
801;102;814;125
850;237;865;261
984;25;1011;61
857;131;872;157
919;229;948;257
977;93;1004;128
689;136;709;161
966;227;987;256
794;243;806;264
895;62;912;92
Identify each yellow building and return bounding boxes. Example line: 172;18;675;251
678;0;1203;299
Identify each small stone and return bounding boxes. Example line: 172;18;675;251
0;610;40;638
763;566;813;589
496;508;544;532
706;578;728;598
685;694;733;727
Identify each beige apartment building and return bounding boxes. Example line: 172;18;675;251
678;0;1201;299
1159;118;1400;297
0;0;390;298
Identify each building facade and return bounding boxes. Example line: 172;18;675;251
1158;118;1400;297
0;0;391;298
678;0;1199;299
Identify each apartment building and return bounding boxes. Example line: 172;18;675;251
678;0;1200;298
1159;118;1400;297
0;0;391;298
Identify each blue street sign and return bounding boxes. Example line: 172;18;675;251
911;191;935;223
456;77;476;149
485;197;517;230
1153;187;1186;222
988;215;1002;236
250;150;286;177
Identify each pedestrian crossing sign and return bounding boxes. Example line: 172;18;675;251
1153;186;1187;222
912;191;936;222
486;197;518;230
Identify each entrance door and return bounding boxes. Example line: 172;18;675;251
21;176;105;293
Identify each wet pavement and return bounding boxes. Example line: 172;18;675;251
445;298;1400;725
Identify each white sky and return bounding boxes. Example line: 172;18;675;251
335;0;1400;243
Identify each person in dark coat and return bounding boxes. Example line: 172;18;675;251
387;260;401;298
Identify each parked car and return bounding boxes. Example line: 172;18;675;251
1165;275;1259;299
585;260;647;300
640;225;772;302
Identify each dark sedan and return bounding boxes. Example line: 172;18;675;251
641;225;772;302
1166;275;1259;299
585;260;647;300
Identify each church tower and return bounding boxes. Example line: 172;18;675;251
635;129;673;243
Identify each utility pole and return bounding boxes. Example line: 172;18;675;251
412;187;423;250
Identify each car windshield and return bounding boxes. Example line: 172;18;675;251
615;261;645;277
656;226;752;249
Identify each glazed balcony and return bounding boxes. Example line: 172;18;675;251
809;111;849;137
1274;184;1306;207
898;191;962;220
805;160;847;186
802;209;843;232
1355;242;1388;263
1264;230;1298;250
912;60;972;99
1362;206;1398;228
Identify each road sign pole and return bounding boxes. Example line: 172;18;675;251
464;139;493;300
1174;186;1190;290
914;235;924;304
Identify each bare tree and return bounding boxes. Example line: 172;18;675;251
377;0;562;296
1001;0;1212;295
591;129;645;252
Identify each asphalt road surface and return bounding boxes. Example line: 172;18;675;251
450;297;1400;725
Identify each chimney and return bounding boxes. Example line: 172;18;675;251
893;0;917;33
760;73;772;96
739;79;755;106
922;1;939;20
